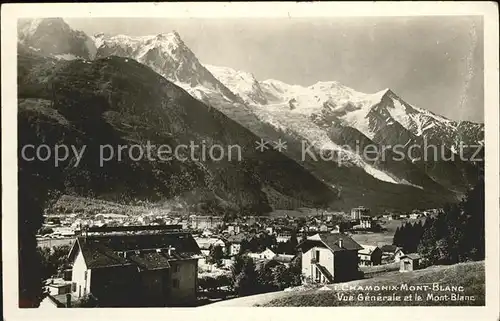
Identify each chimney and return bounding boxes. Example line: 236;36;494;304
338;239;343;248
65;293;71;308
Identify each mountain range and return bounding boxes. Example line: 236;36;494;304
17;18;484;214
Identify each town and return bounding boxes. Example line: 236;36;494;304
38;205;441;308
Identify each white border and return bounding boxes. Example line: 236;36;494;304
2;2;499;321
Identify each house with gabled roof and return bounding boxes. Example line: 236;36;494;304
225;232;248;256
67;229;202;307
273;254;296;267
380;244;405;262
358;245;383;266
248;247;276;260
399;253;421;272
297;233;363;284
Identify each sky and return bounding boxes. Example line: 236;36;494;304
66;16;484;123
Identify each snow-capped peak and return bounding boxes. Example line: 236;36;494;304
205;64;269;105
153;31;184;46
308;80;343;91
210;64;465;149
97;32;186;59
94;31;242;104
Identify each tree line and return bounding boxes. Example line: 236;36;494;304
200;252;302;297
230;254;302;296
393;177;485;267
392;221;424;253
38;245;72;281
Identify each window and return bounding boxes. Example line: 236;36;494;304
315;250;320;262
84;271;87;281
71;282;76;292
172;264;180;273
172;279;180;288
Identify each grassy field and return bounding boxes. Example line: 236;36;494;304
350;218;424;247
350;232;395;247
259;261;485;307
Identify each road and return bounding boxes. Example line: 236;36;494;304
200;290;292;307
37;237;74;248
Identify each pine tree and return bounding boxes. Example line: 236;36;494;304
393;226;401;246
417;177;484;266
207;245;224;266
444;203;465;263
231;256;258;296
460;177;485;261
399;223;410;252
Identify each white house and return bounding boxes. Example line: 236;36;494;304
248;248;276;260
194;237;227;270
381;245;405;262
274;254;295;267
226;233;246;256
329;225;341;234
358;245;383;266
226;225;241;234
229;243;241;256
276;233;292;243
194;237;226;251
298;233;363;284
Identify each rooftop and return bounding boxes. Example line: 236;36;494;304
298;233;363;253
401;253;421;260
226;232;248;243
358;245;380;255
69;231;201;270
380;245;400;253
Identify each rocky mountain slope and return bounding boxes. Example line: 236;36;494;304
18;18;97;60
93;32;242;105
17;18;484;212
205;64;275;105
209;67;483;194
18;47;340;215
210;68;484;154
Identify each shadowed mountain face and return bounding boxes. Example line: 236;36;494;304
18;49;340;215
18;18;97;59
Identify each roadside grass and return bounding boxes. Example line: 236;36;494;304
260;261;485;306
